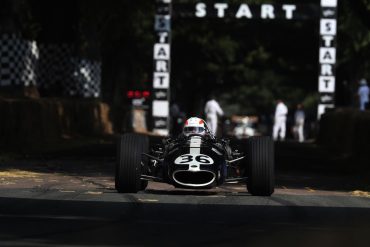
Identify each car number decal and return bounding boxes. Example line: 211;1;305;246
174;154;214;165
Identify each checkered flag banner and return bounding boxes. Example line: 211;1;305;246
70;58;101;98
0;33;101;98
38;44;101;97
0;33;38;87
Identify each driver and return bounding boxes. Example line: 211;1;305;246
182;117;233;160
169;117;236;162
183;117;209;137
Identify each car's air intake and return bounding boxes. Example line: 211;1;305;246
172;170;216;187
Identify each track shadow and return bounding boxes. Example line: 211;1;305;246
0;196;369;247
145;189;219;196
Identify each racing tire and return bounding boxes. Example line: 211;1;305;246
246;136;274;196
115;133;149;193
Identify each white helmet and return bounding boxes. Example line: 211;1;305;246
183;117;207;136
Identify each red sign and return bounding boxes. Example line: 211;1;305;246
127;90;151;99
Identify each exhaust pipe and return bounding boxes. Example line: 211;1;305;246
172;170;216;187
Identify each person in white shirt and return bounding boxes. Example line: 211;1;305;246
273;99;288;141
358;79;369;111
293;104;305;143
204;96;224;135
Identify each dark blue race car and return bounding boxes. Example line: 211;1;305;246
115;128;275;196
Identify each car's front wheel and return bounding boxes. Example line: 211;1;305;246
115;133;149;193
246;136;274;196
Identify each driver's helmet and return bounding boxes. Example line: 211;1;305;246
183;117;207;136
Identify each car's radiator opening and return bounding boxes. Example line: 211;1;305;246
173;171;215;187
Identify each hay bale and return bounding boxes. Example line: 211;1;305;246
318;108;370;158
0;98;113;148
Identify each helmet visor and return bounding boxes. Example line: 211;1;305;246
184;126;205;135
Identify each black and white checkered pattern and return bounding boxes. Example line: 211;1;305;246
38;44;101;98
70;58;101;98
0;33;38;87
0;34;101;98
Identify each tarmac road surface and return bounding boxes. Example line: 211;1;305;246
0;158;369;247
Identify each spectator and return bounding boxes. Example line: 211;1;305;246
204;95;224;135
273;99;288;141
293;104;305;143
358;79;369;111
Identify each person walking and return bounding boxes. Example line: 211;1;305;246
358;79;369;111
204;95;224;135
293;104;305;143
273;99;288;141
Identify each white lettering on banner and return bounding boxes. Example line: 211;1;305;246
320;94;334;103
318;104;334;119
214;3;228;18
321;64;333;76
322;35;334;47
261;4;275;19
319;48;336;64
158;32;169;43
320;19;337;35
195;3;296;19
195;3;206;18
152;1;171;135
154;44;170;60
156;60;168;72
155;15;171;31
282;5;296;19
317;1;337;119
321;0;337;7
155;90;167;99
152;100;169;117
323;9;335;17
236;4;253;19
319;76;335;92
153;72;170;88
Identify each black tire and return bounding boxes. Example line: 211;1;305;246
115;133;149;193
246;136;274;196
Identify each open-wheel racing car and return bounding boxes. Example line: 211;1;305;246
115;117;274;196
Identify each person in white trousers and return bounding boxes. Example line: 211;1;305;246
358;79;369;111
273;100;288;141
293;104;305;143
204;96;224;135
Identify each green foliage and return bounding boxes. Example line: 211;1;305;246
338;0;370;80
171;7;318;116
5;0;370;117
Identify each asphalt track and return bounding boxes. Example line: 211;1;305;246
0;155;369;247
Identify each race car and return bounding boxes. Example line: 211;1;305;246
115;117;274;196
